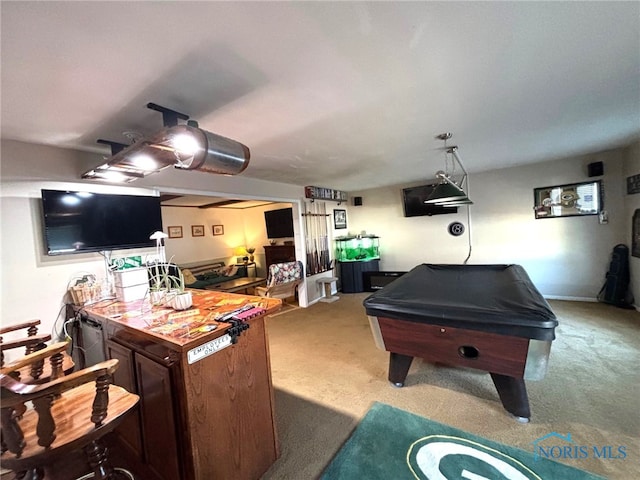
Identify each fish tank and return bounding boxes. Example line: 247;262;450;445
335;235;380;262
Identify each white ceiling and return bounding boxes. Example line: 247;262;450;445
2;2;639;192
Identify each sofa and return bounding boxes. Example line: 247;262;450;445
180;260;248;290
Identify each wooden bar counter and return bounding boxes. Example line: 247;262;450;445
76;289;282;480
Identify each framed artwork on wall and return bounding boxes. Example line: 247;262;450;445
168;226;183;238
334;209;347;229
212;225;224;236
533;180;602;219
191;225;205;237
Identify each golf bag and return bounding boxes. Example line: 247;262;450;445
598;244;634;308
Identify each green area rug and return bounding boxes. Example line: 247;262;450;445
321;402;605;480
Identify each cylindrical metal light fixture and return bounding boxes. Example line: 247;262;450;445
171;125;250;175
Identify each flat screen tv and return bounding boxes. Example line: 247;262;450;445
402;184;459;217
41;189;163;255
264;207;294;238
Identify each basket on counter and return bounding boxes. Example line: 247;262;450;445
68;275;103;306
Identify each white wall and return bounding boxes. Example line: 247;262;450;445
161;205;253;265
347;147;630;300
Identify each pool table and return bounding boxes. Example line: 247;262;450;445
363;264;558;422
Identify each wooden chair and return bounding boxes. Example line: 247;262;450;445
255;261;304;301
0;320;74;383
0;342;139;480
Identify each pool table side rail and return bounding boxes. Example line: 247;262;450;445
368;315;552;381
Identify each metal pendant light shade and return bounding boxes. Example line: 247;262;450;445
424;181;469;204
424;137;472;205
173;126;250;175
427;133;473;264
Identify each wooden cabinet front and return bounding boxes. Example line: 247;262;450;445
105;340;142;459
264;245;296;267
135;352;182;480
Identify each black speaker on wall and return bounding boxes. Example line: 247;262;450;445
588;161;604;177
353;196;363;206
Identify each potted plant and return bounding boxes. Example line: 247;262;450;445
146;257;192;310
147;261;171;306
167;269;192;310
246;247;256;262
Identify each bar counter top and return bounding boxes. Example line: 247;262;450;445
78;288;282;351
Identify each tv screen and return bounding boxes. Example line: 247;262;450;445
41;189;163;255
264;207;294;238
402;184;459;217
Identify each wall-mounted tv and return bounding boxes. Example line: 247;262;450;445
41;189;163;255
402;184;459;217
264;207;294;238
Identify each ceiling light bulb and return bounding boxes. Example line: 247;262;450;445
101;171;131;182
130;153;157;170
171;133;200;155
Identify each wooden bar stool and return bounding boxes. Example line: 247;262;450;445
0;320;74;383
1;342;139;480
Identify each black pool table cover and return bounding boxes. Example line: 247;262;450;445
363;264;558;341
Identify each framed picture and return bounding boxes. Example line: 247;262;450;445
533;180;602;219
212;224;224;236
334;209;347;229
191;225;205;237
167;226;183;238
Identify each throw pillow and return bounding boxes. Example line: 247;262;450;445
181;268;197;285
224;265;239;277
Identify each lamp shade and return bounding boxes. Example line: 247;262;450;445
423;182;468;204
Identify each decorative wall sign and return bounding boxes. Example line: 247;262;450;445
305;185;348;204
448;222;465;236
168;226;183;238
212;225;224;236
533;180;602;219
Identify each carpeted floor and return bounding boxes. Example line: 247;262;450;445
261;293;639;480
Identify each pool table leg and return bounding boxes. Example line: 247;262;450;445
388;352;413;387
490;373;531;422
